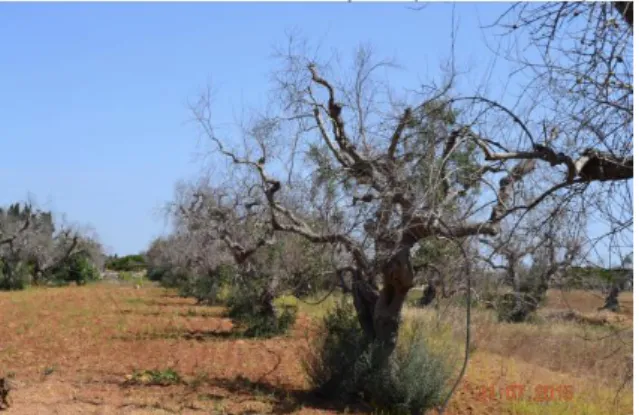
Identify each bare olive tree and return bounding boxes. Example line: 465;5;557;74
480;204;583;322
167;178;274;307
188;35;632;373
488;2;632;175
486;2;633;271
486;1;634;317
167;177;332;321
0;202;103;289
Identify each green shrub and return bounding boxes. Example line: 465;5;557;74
227;279;298;338
303;299;452;414
125;368;183;386
242;304;297;338
48;253;100;286
302;297;369;400
150;264;235;305
118;271;147;285
495;292;540;323
146;266;169;282
0;260;31;290
367;318;453;414
154;267;191;291
118;271;134;281
191;264;235;305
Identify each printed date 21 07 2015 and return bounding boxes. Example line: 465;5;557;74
464;383;574;402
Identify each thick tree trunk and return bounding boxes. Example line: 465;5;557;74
31;261;44;285
419;284;437;307
352;247;415;365
259;273;281;320
601;284;621;312
316;249;416;402
203;282;218;305
614;1;633;27
337;268;352;294
352;278;379;341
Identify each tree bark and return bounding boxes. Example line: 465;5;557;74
203;275;219;305
419;284;437;307
601;284;621;312
614;2;633;27
258;272;281;321
351;247;415;366
352;278;379;342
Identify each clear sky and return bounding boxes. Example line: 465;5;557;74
0;2;630;262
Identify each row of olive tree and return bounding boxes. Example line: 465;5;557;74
481;1;633;318
181;19;631;407
146;178;341;336
160;3;632;412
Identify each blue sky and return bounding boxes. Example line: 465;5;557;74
0;3;631;263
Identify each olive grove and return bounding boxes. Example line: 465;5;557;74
155;1;633;411
188;34;631;370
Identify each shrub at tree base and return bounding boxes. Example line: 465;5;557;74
191;264;235;305
147;258;297;338
226;282;297;338
303;299;453;414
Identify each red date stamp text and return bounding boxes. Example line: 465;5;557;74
464;383;574;402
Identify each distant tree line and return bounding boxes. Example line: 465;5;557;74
105;254;146;272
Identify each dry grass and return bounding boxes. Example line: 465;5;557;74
402;289;633;415
0;284;632;414
544;289;633;318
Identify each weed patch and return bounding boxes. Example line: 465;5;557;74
123;368;184;386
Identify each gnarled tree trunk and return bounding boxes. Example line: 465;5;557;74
601;284;621;312
420;283;437;307
351;247;415;367
258;272;280;321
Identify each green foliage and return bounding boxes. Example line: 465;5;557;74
152;253;298;338
303;298;369;399
118;271;147;286
402;99;484;217
149;264;191;292
125;368;183;386
303;299;452;414
118;271;135;282
106;254;146;272
0;260;31;291
451;153;483;195
495;292;541;323
170;264;236;305
146;265;169;282
227;277;298;338
173;275;194;297
48;252;100;286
